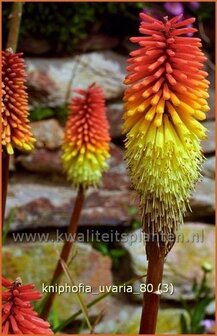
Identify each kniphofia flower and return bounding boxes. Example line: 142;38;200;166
62;83;110;188
2;276;53;334
2;50;35;154
123;13;209;252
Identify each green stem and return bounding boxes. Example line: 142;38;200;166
6;2;23;51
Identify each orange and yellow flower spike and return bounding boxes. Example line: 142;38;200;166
1;50;35;155
123;13;209;252
62;83;110;188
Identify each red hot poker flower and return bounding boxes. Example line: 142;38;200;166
123;13;209;252
63;83;111;188
2;50;35;155
2;276;53;334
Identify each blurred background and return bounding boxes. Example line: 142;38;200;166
2;2;215;334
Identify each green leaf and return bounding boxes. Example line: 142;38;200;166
49;301;60;330
132;220;141;230
180;313;189;334
110;249;126;258
128;206;138;216
53;274;147;332
3;208;16;245
192;278;198;294
30;107;54;121
93;241;109;256
190;297;213;333
59;258;93;332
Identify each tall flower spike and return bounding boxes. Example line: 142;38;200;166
2;50;35;155
62;83;110;188
2;276;53;334
123;13;209;253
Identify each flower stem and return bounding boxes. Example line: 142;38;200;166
139;240;165;334
6;2;23;51
2;3;23;228
40;185;85;320
2;153;10;227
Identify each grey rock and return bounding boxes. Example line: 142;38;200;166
107;102;123;138
102;143;130;190
6;177;134;231
122;223;215;302
202;156;215;179
16;143;130;188
6;170;214;231
2;242;112;320
9;155;15;172
206;88;215;120
202;121;215;155
189;177;215;220
16;148;63;174
10;143;132;230
30;119;64;149
95;303;188;334
206;300;215;315
26;51;126;107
